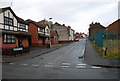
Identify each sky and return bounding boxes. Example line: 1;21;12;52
0;0;119;34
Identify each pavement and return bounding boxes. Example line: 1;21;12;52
2;43;72;63
84;38;120;68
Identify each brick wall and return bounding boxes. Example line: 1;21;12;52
108;19;120;31
52;24;69;41
28;23;38;44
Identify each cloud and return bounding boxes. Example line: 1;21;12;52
0;0;119;33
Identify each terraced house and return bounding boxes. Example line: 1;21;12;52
0;7;31;55
51;22;69;42
26;19;50;48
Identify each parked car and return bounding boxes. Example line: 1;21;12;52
74;38;79;42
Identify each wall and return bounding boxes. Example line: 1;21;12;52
52;24;69;41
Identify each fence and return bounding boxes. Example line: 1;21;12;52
90;30;119;58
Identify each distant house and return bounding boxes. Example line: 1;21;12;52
26;19;50;48
89;22;106;37
68;26;75;41
50;30;59;44
51;22;69;41
0;7;31;55
75;32;80;39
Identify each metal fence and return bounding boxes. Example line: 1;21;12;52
90;30;119;56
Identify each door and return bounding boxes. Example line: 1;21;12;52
18;36;22;47
28;37;31;46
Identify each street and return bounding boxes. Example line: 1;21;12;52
2;38;119;79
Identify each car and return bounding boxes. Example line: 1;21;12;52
74;38;79;42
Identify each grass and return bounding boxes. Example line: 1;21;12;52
92;41;120;59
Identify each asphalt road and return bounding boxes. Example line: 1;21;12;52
2;38;119;79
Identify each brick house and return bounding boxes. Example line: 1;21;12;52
89;22;106;37
0;7;30;55
26;19;50;48
50;30;59;44
108;19;120;31
75;32;80;39
51;22;69;42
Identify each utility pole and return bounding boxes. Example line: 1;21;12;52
49;18;52;48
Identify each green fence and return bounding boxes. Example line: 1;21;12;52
90;30;119;48
90;30;119;58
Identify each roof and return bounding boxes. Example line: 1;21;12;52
50;30;58;37
1;30;31;37
0;7;27;25
26;19;48;28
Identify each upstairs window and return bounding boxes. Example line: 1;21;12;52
19;23;26;29
46;29;49;34
4;16;13;26
39;28;43;32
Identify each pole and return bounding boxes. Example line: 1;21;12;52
49;18;52;48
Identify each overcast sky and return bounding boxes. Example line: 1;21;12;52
0;0;119;34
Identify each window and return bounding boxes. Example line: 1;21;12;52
46;37;50;42
19;23;26;29
39;28;43;32
3;34;15;43
46;29;49;34
4;16;13;26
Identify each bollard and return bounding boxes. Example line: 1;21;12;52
105;48;107;56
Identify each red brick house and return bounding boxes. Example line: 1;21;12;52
89;22;106;37
50;30;59;44
26;19;50;48
108;19;120;31
0;7;31;55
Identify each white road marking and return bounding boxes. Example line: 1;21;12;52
92;66;101;69
9;63;15;65
20;64;28;66
62;66;69;68
76;66;86;68
62;63;70;65
77;64;86;66
44;65;53;67
32;64;39;67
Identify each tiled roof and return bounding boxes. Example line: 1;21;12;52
0;7;27;25
26;19;47;28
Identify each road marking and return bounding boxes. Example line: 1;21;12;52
77;64;86;66
20;64;28;66
32;64;39;67
76;66;86;68
9;63;15;65
62;63;70;65
92;66;101;69
44;65;53;67
62;66;69;68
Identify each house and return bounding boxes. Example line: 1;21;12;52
75;32;80;39
0;7;31;55
50;30;59;44
51;22;69;42
108;19;120;31
89;22;106;37
26;19;50;48
68;26;75;41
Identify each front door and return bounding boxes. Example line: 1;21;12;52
18;36;22;47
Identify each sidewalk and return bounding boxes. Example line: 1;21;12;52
84;39;120;68
2;43;72;63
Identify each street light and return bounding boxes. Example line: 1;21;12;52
49;18;52;48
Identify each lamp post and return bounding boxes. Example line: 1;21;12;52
49;18;52;48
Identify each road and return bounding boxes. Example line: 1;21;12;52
2;38;119;79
